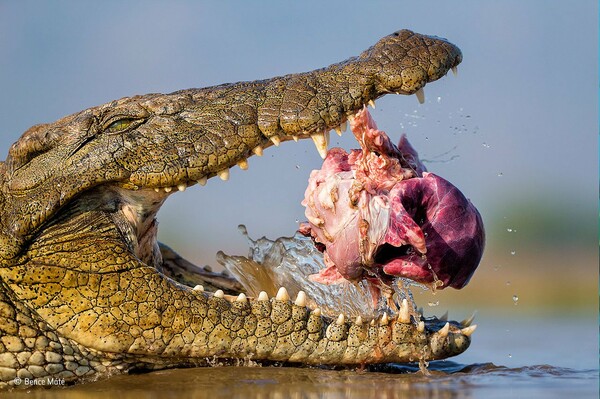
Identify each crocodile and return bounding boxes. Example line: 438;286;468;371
0;29;475;388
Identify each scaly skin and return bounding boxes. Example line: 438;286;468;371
0;30;472;388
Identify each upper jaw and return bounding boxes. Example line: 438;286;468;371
124;82;447;195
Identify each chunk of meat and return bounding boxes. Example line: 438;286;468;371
300;107;484;291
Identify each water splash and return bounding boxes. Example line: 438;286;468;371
217;225;418;319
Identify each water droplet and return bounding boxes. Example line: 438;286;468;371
510;250;516;256
295;165;300;169
428;301;439;307
506;281;511;286
482;142;491;148
497;172;504;177
512;295;519;305
437;96;442;103
493;265;501;271
508;354;512;358
507;228;513;232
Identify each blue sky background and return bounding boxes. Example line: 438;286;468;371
0;1;597;270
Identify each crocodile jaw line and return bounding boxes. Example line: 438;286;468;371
0;31;475;386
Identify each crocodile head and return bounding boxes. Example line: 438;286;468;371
0;30;476;387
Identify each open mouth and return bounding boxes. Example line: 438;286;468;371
145;105;483;366
0;30;482;374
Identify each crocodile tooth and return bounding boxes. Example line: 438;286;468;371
214;290;225;299
236;293;247;303
334;126;342;136
355;316;363;326
460;324;477;337
310;132;328;159
312;308;321;317
294;291;307;307
438;322;450;338
276;287;290;301
257;291;269;301
237;159;249;170
292;135;299;142
340;121;347;132
163;187;172;193
417;321;425;333
439;311;448;322
380;313;389;326
415;88;425;104
154;188;160;193
197;177;208;186
177;184;186;192
252;146;264;156
336;313;345;326
399;298;411;324
193;285;204;292
452;66;458;76
461;312;476;327
370;319;376;326
218;169;230;181
368;99;376;109
270;136;281;146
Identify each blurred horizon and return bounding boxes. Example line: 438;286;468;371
0;1;597;314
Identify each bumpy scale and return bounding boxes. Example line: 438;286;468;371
0;30;473;389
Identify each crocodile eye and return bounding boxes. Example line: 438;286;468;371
106;118;137;133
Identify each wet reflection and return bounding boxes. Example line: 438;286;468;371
7;366;475;399
5;362;597;399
